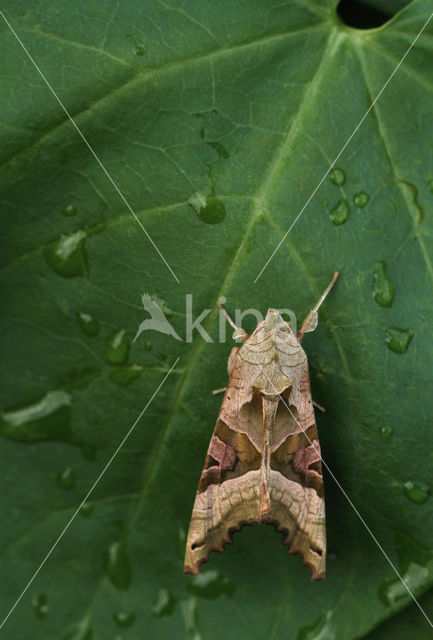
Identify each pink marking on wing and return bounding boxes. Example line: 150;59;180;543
208;434;236;470
293;442;321;476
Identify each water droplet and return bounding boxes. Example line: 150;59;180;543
62;204;77;216
330;168;345;186
353;192;369;208
1;391;71;442
372;261;394;307
106;541;132;590
398;179;424;223
106;330;129;365
298;611;333;639
188;191;226;225
403;481;430;505
329;199;350;226
379;562;429;607
181;597;201;639
113;611;135;628
385;327;414;354
109;364;143;386
57;467;75;490
206;141;229;159
152;587;176;617
378;532;433;607
62;620;93;640
126;33;145;56
428;179;433;193
177;526;187;560
44;230;88;278
187;570;235;599
0;390;95;457
379;425;393;439
79;502;94;517
144;341;152;352
77;312;99;337
32;593;48;618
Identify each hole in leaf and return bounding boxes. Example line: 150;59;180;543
337;0;408;29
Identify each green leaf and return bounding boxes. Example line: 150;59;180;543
1;1;433;638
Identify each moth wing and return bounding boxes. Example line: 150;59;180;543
267;367;326;579
184;383;263;575
184;357;326;579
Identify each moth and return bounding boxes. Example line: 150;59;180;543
184;273;338;580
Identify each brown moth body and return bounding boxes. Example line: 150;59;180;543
184;273;338;580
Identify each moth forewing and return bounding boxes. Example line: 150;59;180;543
184;274;338;579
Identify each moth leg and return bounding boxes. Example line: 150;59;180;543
212;387;227;395
217;302;248;342
297;272;339;341
313;400;326;413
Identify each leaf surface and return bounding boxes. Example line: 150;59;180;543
1;1;433;638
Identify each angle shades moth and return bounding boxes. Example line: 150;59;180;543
184;273;338;580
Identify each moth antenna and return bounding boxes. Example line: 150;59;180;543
297;272;339;341
217;302;248;342
312;271;339;313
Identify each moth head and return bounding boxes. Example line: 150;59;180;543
263;309;294;336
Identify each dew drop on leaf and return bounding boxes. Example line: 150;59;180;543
372;261;393;307
177;526;187;559
57;467;75;490
77;312;99;337
152;587;176;617
62;620;93;640
328;199;350;226
398;179;424;223
106;541;132;590
62;204;77;216
379;425;393;440
0;391;71;443
180;597;200;637
379;562;429;607
378;533;432;607
126;33;145;56
0;391;96;457
113;611;135;628
32;593;48;619
109;364;143;386
44;230;88;278
188;191;226;224
329;168;345;186
385;327;413;354
206;141;230;158
187;569;235;599
298;611;333;639
106;330;129;365
353;192;369;208
403;481;430;505
79;502;94;517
